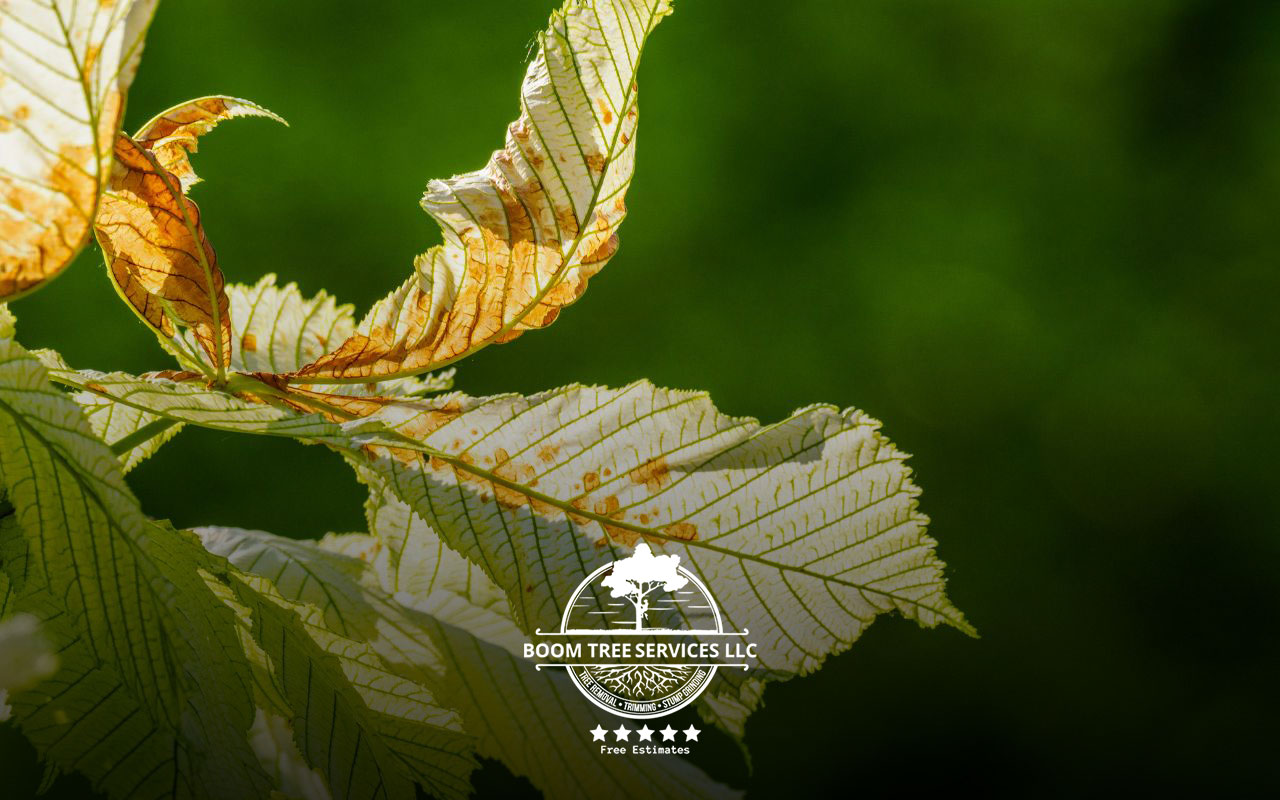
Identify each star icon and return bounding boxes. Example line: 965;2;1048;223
660;725;678;741
613;725;631;741
682;725;701;742
636;725;654;741
590;724;608;742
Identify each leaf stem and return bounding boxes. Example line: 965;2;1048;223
109;418;180;457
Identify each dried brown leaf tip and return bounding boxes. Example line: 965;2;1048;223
96;135;232;377
134;96;286;192
0;0;159;300
293;1;667;382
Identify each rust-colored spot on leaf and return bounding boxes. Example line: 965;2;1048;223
242;332;258;352
630;457;671;493
84;382;108;394
537;444;561;463
583;471;601;492
663;522;698;541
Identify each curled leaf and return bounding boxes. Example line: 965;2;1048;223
295;0;673;382
0;0;159;299
96;134;232;377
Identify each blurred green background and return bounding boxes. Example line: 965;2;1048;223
4;0;1279;795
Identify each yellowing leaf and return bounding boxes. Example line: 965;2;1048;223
134;95;285;192
96;134;232;377
189;275;453;397
295;0;673;382
0;0;159;299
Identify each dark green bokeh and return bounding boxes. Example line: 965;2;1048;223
4;0;1278;795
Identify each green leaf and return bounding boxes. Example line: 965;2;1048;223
196;526;481;800
0;0;159;299
0;520;198;798
73;387;183;473
0;322;272;797
294;0;675;383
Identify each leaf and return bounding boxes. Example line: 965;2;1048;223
0;0;159;299
197;526;479;800
96;133;233;378
133;95;286;193
0;521;198;798
37;350;355;441
204;514;736;800
248;710;331;800
95;97;284;378
73;385;182;473
295;0;674;382
334;480;737;798
345;381;973;735
0;319;273;798
33;349;970;737
191;275;454;396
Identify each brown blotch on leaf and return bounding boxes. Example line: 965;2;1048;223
537;443;560;463
241;332;258;352
630;456;671;493
663;522;698;541
582;471;600;492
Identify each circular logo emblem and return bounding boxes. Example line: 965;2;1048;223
558;544;723;719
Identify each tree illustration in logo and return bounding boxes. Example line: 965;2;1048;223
600;543;689;630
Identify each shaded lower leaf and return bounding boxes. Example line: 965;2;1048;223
198;527;478;800
0;313;271;798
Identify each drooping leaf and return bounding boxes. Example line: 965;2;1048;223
133;95;285;192
0;0;159;299
295;0;673;382
96;134;232;377
0;319;272;797
197;526;480;800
